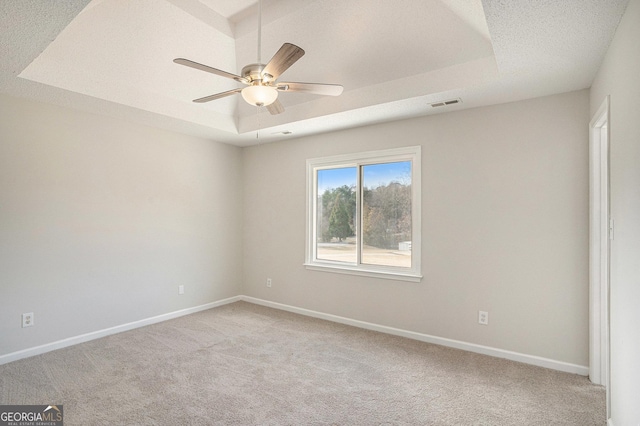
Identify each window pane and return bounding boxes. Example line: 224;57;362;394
362;161;412;268
316;167;357;264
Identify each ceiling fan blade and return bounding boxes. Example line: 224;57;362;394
277;82;343;96
266;99;285;115
174;58;248;84
193;88;242;103
262;43;305;81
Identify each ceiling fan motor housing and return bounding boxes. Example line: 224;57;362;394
242;63;274;85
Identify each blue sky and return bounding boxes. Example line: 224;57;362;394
317;161;411;193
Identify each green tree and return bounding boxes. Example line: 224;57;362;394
321;185;356;242
363;182;411;249
328;197;352;242
319;189;333;242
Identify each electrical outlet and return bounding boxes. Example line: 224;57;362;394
178;285;184;295
22;312;34;328
266;278;272;288
478;311;489;325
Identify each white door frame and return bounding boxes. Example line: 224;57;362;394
588;96;610;412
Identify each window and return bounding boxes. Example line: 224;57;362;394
305;146;421;281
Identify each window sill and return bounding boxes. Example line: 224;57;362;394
304;263;422;282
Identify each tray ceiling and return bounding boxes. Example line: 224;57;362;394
0;0;629;146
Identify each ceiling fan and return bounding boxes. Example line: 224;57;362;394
173;0;343;115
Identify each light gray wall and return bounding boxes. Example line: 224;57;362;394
243;90;590;366
0;94;243;356
590;0;640;423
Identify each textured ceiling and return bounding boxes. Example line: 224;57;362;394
0;0;630;146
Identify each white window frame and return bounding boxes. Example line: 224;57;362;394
305;146;422;282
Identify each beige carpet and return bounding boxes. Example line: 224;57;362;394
0;301;604;425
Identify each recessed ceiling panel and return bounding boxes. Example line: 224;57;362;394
235;0;494;95
233;0;495;119
19;0;239;132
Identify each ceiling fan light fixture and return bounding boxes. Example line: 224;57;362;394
241;85;278;107
174;1;341;114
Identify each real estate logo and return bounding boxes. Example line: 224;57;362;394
0;405;63;426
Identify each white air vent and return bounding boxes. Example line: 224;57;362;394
430;98;462;108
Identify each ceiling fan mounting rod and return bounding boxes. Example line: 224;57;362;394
257;0;262;64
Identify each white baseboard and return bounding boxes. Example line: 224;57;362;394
0;296;241;366
240;296;589;376
1;294;590;376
